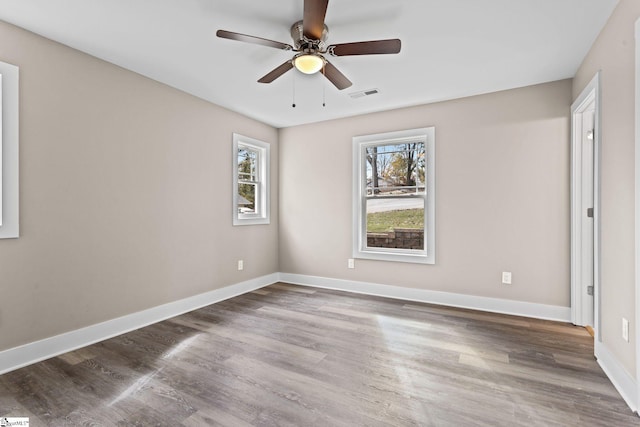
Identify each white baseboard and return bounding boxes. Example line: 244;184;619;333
278;273;571;322
595;340;638;413
0;273;278;375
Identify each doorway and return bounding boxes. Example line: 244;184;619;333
570;72;600;338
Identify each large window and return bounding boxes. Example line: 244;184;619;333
233;133;270;226
353;127;435;264
0;60;19;239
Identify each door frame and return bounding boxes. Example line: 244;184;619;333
570;72;601;338
635;17;640;412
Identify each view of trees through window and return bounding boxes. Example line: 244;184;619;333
237;147;257;214
365;141;426;247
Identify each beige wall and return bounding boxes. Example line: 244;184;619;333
0;21;279;351
573;0;640;378
280;79;572;307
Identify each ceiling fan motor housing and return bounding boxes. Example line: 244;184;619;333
291;20;328;51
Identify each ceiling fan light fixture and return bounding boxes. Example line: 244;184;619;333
294;54;324;74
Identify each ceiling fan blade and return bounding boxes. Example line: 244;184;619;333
323;61;352;90
329;39;401;56
217;30;293;50
303;0;329;40
258;61;294;83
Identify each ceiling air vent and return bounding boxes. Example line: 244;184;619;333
349;88;379;99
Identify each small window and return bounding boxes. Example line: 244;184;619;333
353;127;435;264
233;133;270;225
0;61;19;239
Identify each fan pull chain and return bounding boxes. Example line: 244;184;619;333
292;71;296;108
322;63;326;107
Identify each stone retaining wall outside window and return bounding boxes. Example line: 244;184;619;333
366;228;424;250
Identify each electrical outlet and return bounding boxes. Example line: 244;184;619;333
622;318;630;342
237;260;244;271
348;258;355;269
502;271;512;285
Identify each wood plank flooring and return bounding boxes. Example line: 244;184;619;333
1;282;639;426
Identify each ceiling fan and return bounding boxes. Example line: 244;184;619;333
216;0;401;90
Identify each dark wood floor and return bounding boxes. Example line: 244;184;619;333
1;282;638;426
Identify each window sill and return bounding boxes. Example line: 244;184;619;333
354;249;435;265
233;217;270;226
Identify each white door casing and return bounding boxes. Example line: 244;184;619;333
634;17;640;413
570;72;600;337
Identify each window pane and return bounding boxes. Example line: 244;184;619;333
366;142;425;196
238;183;256;214
366;198;424;249
238;148;258;182
365;141;426;249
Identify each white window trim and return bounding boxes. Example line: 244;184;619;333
232;133;270;226
0;61;19;239
352;127;435;264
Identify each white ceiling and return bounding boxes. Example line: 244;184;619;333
0;0;619;128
